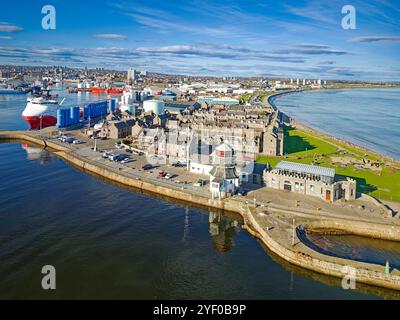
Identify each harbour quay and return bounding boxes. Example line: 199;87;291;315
1;128;400;293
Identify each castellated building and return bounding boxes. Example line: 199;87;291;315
263;161;356;202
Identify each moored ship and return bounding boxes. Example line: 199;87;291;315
22;91;61;129
91;86;123;94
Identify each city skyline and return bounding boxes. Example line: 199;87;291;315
1;0;400;80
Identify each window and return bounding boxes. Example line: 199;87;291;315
295;182;299;189
310;185;314;192
300;183;304;190
272;178;276;184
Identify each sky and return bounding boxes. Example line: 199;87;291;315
1;0;400;80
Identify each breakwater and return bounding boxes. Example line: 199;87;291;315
1;130;400;293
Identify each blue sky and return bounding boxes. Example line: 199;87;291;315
1;0;400;80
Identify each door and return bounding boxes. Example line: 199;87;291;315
326;190;331;201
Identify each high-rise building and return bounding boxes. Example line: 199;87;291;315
127;68;138;82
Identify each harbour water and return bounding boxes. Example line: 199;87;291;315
0;142;381;299
0;89;396;299
272;89;400;160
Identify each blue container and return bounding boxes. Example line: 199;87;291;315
83;105;88;119
56;109;63;128
70;107;75;125
109;99;116;112
62;109;67;127
75;107;80;123
74;107;79;124
66;108;71;126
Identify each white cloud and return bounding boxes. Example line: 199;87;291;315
0;22;23;33
351;35;400;43
94;34;128;39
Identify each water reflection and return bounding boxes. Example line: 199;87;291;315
20;143;52;164
209;211;240;253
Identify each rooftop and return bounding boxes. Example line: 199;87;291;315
275;161;335;178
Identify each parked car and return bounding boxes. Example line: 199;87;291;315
125;149;133;153
165;173;174;180
72;139;82;144
193;179;206;187
237;189;247;196
102;151;111;158
142;164;153;170
159;171;167;178
58;135;70;142
108;153;122;161
121;158;133;164
171;161;185;167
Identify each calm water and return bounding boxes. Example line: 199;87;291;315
0;142;380;299
298;230;400;270
272;89;400;160
0;89;395;299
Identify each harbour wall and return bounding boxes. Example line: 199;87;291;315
1;130;400;292
242;207;400;292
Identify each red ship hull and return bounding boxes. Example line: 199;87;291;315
23;115;57;130
91;87;123;94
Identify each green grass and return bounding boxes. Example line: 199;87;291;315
257;125;400;202
240;93;252;104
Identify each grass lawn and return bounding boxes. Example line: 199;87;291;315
240;93;252;104
257;125;400;202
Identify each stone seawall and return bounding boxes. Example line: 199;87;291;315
304;219;400;241
2;130;400;292
57;150;244;213
242;207;400;292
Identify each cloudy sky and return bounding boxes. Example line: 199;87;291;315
1;0;400;80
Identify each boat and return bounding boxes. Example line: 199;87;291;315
91;87;123;94
22;91;61;129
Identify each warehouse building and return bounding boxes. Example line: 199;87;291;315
263;161;356;202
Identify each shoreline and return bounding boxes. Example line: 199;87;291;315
266;89;400;164
1;130;400;295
